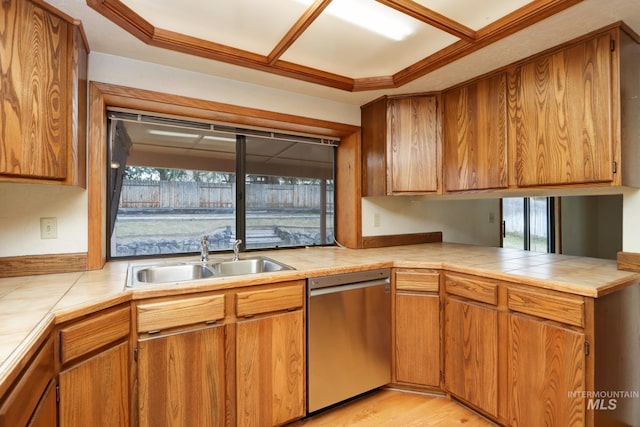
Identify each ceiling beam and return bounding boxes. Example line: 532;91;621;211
375;0;476;42
268;0;333;65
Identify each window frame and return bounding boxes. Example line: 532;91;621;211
106;111;338;260
87;82;361;269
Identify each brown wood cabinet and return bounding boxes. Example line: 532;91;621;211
361;95;440;195
235;283;305;427
135;293;227;427
57;305;130;427
444;294;499;417
137;326;226;427
133;281;306;427
442;73;508;192
509;26;640;189
507;313;586;426
0;337;55;427
0;0;87;186
393;269;441;388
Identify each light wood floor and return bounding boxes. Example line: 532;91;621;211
288;389;497;427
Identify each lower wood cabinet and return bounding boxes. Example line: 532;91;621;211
236;310;305;427
57;305;131;427
0;337;55;427
58;342;130;426
393;269;441;388
137;325;226;427
134;280;306;427
507;313;586;426
444;296;498;417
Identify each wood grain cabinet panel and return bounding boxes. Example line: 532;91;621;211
361;95;440;195
0;0;87;185
236;310;305;427
137;325;226;427
507;313;586;427
0;338;54;427
512;33;614;187
395;292;440;387
443;73;508;191
59;342;130;427
444;297;498;417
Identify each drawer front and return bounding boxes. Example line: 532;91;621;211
137;294;225;333
507;287;585;327
395;269;439;293
445;273;498;305
236;282;304;318
60;305;130;364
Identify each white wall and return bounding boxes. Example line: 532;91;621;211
561;195;623;259
623;188;640;253
0;183;87;256
362;197;502;247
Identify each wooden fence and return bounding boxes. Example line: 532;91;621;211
120;180;334;209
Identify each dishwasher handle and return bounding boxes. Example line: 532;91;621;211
309;279;390;297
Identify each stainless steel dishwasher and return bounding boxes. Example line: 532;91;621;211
307;268;391;413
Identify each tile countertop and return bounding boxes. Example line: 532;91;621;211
1;242;639;392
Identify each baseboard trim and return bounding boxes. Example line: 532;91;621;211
617;251;640;272
0;253;88;278
361;232;443;249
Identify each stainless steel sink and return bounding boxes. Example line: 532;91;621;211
132;263;215;285
209;257;293;277
127;256;294;287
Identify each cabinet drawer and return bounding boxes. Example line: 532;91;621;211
445;273;498;305
395;269;439;293
137;294;225;333
60;305;130;364
0;338;54;427
507;287;585;327
236;282;304;318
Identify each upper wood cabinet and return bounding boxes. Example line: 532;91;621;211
509;27;640;188
442;73;508;192
0;0;87;186
361;95;440;195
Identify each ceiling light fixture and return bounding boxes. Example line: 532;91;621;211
295;0;415;41
148;129;235;142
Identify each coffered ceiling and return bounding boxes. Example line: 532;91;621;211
44;0;640;105
87;0;581;91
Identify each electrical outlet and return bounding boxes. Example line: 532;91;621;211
40;217;57;239
373;213;381;228
488;212;495;224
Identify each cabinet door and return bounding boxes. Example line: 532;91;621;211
444;297;498;417
395;292;440;387
137;326;226;427
236;310;304;427
507;314;585;427
29;381;57;427
514;33;614;186
387;96;439;193
59;342;130;427
0;0;68;180
443;73;507;191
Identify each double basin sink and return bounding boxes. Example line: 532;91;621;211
128;256;294;287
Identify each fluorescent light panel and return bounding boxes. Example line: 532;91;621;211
148;129;236;142
294;0;416;41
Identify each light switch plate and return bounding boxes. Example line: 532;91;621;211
40;217;57;239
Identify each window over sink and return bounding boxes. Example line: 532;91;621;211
107;110;337;259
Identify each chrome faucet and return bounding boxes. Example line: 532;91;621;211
200;235;209;262
232;239;242;261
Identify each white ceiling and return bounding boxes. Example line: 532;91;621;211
47;0;640;105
